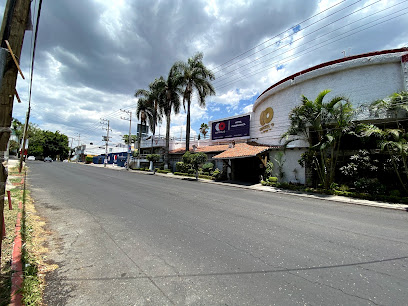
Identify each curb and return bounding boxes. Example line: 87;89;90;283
10;201;23;306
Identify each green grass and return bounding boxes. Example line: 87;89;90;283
0;180;22;305
1;167;49;306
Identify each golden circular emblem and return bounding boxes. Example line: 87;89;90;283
260;107;274;125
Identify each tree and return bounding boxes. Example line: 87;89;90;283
26;127;69;160
157;65;182;169
135;96;154;156
135;79;164;154
122;134;138;145
200;123;209;139
176;53;215;152
190;152;207;180
357;92;408;193
281;90;353;189
11;118;24;144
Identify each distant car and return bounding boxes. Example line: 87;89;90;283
27;156;35;161
44;157;53;162
63;159;69;162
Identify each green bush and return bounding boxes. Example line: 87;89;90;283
354;178;386;195
146;154;160;162
176;162;190;173
389;189;401;197
85;156;93;164
182;151;193;164
202;162;214;174
211;168;222;180
188;168;195;174
268;177;278;183
156;169;171;174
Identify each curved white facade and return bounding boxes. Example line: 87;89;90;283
252;48;408;184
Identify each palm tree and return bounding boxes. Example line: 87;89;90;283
135;97;154;157
176;53;215;152
359;125;408;193
359;91;408;193
135;80;163;154
200;123;209;139
157;65;182;169
281;90;353;189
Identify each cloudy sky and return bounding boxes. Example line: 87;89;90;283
2;0;408;146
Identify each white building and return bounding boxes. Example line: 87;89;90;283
248;48;408;184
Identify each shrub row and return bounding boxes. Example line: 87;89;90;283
156;169;171;174
173;172;214;180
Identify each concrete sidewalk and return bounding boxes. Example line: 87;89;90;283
85;162;408;212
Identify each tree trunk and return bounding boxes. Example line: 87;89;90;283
151;101;157;154
137;127;141;158
165;111;171;169
185;95;191;152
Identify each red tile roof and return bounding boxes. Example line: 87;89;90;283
169;144;229;155
196;144;229;153
169;148;188;154
212;143;270;159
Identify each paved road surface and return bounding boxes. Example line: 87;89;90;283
27;161;408;305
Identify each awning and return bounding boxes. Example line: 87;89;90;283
212;143;272;160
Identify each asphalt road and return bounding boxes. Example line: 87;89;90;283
27;161;408;305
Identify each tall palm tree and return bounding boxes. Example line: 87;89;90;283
135;97;154;157
157;65;182;169
135;80;163;154
200;123;209;139
176;53;215;152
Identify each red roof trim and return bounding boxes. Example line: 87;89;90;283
258;48;408;99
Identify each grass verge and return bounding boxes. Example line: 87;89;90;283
1;166;57;306
0;186;19;305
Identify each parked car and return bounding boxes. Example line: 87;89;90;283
44;157;53;162
27;156;35;161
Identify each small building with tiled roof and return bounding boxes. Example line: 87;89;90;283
168;144;231;172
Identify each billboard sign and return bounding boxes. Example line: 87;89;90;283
137;124;149;135
211;114;250;140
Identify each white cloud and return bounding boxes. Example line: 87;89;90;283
243;104;253;113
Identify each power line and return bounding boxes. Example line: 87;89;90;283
210;0;352;73
214;10;408;91
212;0;398;85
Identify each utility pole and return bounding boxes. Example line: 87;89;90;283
120;109;132;170
100;119;111;168
0;0;32;261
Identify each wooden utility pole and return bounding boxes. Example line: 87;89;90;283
0;0;31;261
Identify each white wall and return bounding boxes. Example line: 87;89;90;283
269;149;306;184
252;53;406;148
253;51;407;183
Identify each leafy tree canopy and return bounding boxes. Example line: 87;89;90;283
27;127;69;160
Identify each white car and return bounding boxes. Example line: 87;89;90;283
27;156;35;161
